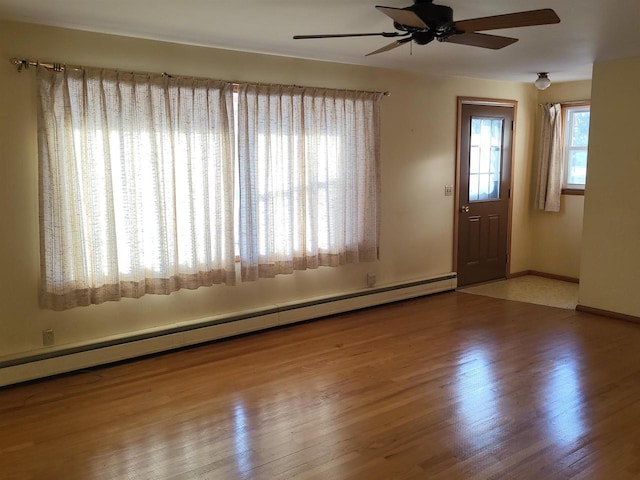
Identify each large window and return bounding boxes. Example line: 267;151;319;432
37;67;381;310
562;104;590;191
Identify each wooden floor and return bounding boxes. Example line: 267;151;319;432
2;292;640;479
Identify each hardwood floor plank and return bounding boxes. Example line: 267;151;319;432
1;292;640;479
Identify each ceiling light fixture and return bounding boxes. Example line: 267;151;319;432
534;72;551;90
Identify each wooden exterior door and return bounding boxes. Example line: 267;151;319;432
456;102;514;287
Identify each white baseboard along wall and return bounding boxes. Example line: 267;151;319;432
0;274;456;387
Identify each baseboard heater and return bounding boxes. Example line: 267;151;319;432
0;273;456;387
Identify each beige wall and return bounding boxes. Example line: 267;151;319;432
529;80;592;279
579;57;640;317
0;20;537;360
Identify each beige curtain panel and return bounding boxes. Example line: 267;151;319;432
37;66;382;310
237;85;382;281
536;103;563;212
37;67;237;310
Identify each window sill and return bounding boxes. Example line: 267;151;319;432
561;188;585;196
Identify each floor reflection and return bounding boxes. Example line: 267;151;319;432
455;346;500;447
233;401;253;475
455;343;587;451
543;356;585;445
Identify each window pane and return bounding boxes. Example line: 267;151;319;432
490;174;500;199
469;174;479;202
571;111;590;147
479;174;491;200
470;146;480;174
567;149;588;185
490;147;501;174
491;120;502;146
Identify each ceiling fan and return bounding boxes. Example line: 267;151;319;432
293;0;560;56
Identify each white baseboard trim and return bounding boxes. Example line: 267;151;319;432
0;273;456;387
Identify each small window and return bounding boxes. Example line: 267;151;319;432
563;104;590;191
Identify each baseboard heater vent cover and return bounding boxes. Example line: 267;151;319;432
0;273;456;387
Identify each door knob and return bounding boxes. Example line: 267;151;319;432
461;205;470;213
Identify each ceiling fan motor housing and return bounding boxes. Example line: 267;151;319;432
392;1;455;42
412;31;436;45
412;2;453;31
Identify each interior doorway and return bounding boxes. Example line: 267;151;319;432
455;98;515;287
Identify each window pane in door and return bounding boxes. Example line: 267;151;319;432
469;117;503;202
470;146;480;174
469;174;480;201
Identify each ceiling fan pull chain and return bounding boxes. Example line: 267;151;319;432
410;40;413;55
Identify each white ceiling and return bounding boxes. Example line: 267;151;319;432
1;0;639;83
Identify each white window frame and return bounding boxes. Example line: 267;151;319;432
562;103;590;192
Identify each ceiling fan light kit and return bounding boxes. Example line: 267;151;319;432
534;72;552;90
293;0;560;56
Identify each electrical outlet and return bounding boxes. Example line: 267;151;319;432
42;329;55;347
444;185;453;196
367;273;376;288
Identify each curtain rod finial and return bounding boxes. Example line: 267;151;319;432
10;57;30;72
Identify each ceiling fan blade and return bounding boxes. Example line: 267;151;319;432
294;32;404;40
365;37;412;56
453;8;560;33
444;32;518;50
375;6;427;29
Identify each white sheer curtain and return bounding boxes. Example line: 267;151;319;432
536;103;564;212
37;67;236;310
237;85;382;281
